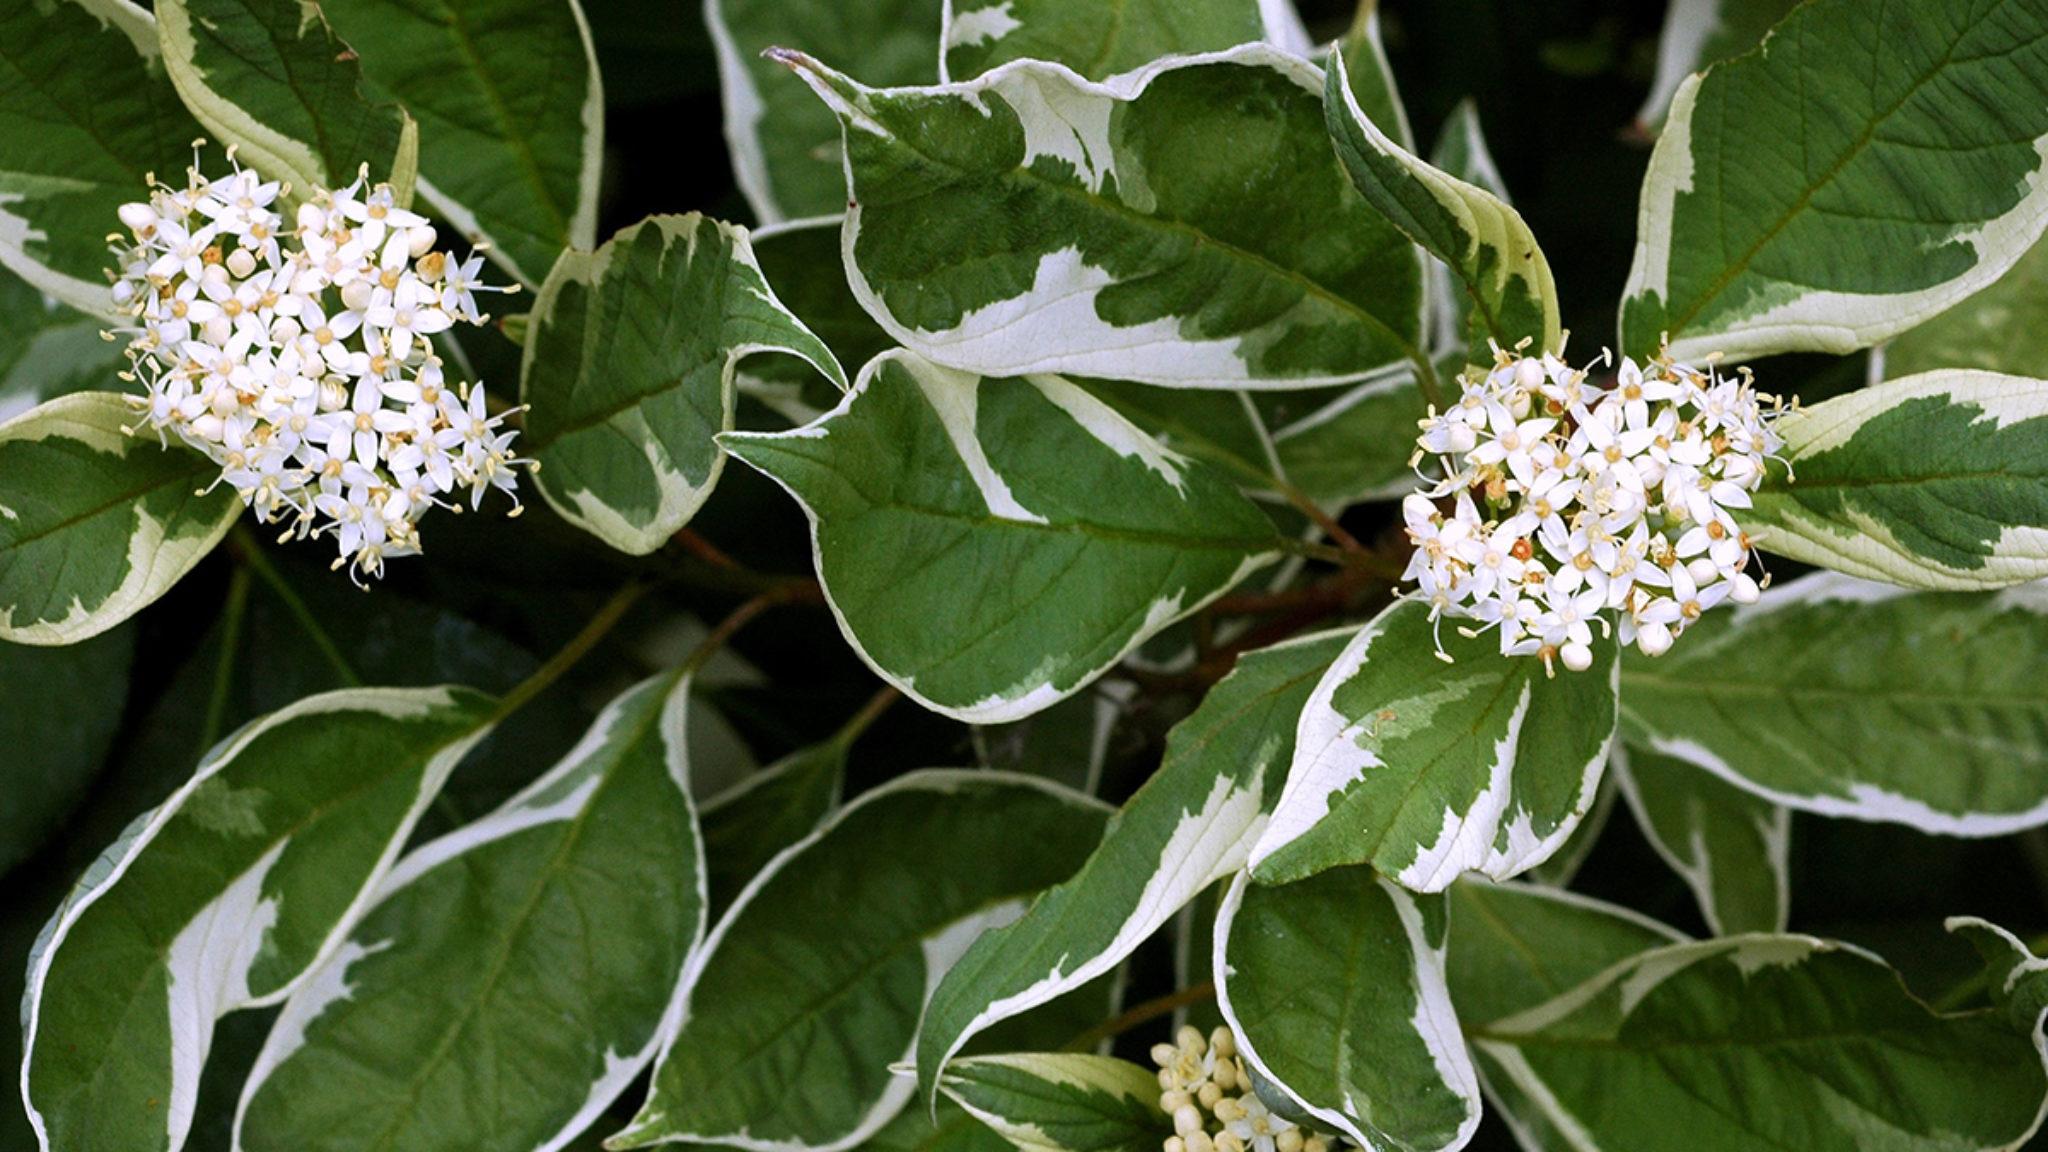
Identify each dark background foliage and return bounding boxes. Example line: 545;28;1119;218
3;2;2039;1148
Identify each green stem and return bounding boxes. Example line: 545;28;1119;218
230;526;361;687
487;581;650;726
831;684;900;750
197;565;254;757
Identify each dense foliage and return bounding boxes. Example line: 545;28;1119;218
5;0;2048;1150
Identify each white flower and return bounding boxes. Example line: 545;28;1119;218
1400;345;1782;670
112;150;529;582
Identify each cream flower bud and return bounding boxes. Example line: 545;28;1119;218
1209;1027;1236;1059
1162;1091;1192;1114
1637;620;1674;657
1561;641;1593;673
117;202;157;232
1185;1132;1215;1152
1731;572;1761;604
408;224;437;256
341;278;375;312
1174;1105;1204;1137
226;248;257;278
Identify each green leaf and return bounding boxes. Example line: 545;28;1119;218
0;271;131;423
155;0;418;203
1634;0;1800;130
1619;0;2048;362
1750;370;2048;589
743;218;895;426
611;770;1110;1152
21;686;495;1152
1215;869;1479;1152
1615;742;1790;935
1472;935;2048;1152
939;1054;1169;1152
1336;0;1414;153
1619;572;2048;835
0;627;133;874
0;0;204;314
1949;917;2048;1037
699;737;844;916
1325;51;1560;368
918;628;1351;1096
0;392;240;645
707;0;942;222
783;45;1427;389
1882;236;2048;381
1445;880;1689;1030
1445;881;1692;1152
521;214;845;554
1081;379;1286;494
868;1099;1017;1152
1267;366;1431;509
722;351;1281;723
940;0;1280;82
1522;770;1617;889
1249;599;1619;891
316;0;602;287
234;673;704;1152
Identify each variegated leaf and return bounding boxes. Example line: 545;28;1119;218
1250;599;1619;892
1614;742;1790;936
611;770;1110;1152
707;0;942;223
1336;0;1413;153
233;673;705;1152
1950;917;2048;1037
1881;235;2048;381
0;0;202;314
785;45;1427;389
1082;379;1286;494
0;392;240;645
1445;881;1690;1152
155;0;418;205
1215;869;1479;1152
1619;573;2048;835
21;687;496;1152
918;629;1351;1096
1750;370;2048;589
316;0;602;287
1472;936;2048;1152
1325;50;1560;369
1634;0;1799;131
521;214;844;555
939;1054;1169;1152
743;217;894;426
722;351;1282;723
940;0;1284;82
1620;0;2048;362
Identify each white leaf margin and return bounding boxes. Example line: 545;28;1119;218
0;392;240;646
19;686;490;1152
787;43;1428;391
1248;604;1618;891
612;768;1112;1152
1621;571;2048;835
1610;742;1790;936
1212;869;1481;1152
935;0;1315;83
230;672;704;1152
721;348;1280;724
1623;67;2048;363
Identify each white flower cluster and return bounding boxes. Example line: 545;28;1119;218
1152;1026;1333;1152
1404;347;1783;672
110;148;524;583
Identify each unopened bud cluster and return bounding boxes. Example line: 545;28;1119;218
1151;1026;1332;1152
110;148;525;583
1404;346;1783;671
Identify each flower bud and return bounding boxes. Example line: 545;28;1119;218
408;224;437;256
1731;572;1761;604
118;202;157;232
1561;641;1592;673
226;248;257;278
1174;1105;1204;1137
1636;620;1673;657
1209;1027;1236;1059
342;279;375;313
1185;1132;1214;1152
297;203;327;233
